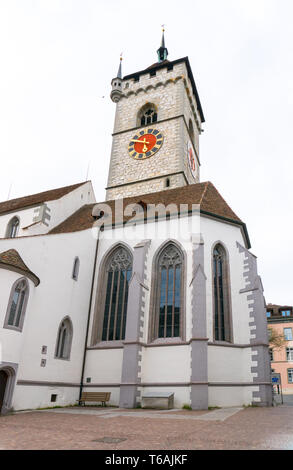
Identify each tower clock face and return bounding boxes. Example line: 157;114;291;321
128;128;163;160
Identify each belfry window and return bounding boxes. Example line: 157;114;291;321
150;243;184;341
55;317;73;360
6;217;19;238
101;246;132;341
4;278;29;331
213;244;231;342
138;104;158;127
189;119;195;144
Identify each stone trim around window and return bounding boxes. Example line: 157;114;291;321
5;216;20;238
148;239;187;344
54;316;73;361
3;277;30;333
90;242;134;346
211;240;233;344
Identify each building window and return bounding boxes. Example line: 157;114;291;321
284;328;293;341
4;278;29;332
286;348;293;361
138;103;158;127
269;348;274;361
6;217;20;238
72;257;80;281
101;246;133;342
150;242;185;341
267;311;272;318
55;317;73;360
288;369;293;384
281;310;291;317
213;244;231;342
189;119;195;144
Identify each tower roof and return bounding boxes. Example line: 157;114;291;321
157;28;168;63
117;56;122;79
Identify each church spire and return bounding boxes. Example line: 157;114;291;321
117;54;122;79
110;55;123;103
157;26;168;63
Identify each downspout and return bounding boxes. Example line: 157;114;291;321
79;225;100;400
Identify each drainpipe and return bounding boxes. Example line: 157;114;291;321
79;225;100;401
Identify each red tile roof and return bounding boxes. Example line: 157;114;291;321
0;182;88;216
49;182;250;247
0;249;40;285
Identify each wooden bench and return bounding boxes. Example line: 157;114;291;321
78;392;111;407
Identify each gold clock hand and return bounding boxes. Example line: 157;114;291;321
131;139;150;144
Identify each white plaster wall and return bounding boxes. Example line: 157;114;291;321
140;346;191;383
208;346;254;383
0;270;35;365
12;385;79;410
208;386;259;408
84;349;124;384
0;227;96;410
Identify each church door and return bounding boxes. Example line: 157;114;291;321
0;370;8;414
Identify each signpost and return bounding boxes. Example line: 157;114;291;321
271;373;283;404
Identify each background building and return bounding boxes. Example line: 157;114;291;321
267;303;293;394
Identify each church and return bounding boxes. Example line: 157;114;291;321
0;32;272;414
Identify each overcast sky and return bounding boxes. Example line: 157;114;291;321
0;0;292;305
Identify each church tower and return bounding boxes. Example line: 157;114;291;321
106;30;205;200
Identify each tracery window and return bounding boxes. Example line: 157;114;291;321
138;104;158;127
55;317;73;360
4;278;29;331
151;243;184;340
101;246;133;341
213;244;231;342
6;217;19;238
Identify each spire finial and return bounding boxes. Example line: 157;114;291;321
117;52;123;79
157;26;168;62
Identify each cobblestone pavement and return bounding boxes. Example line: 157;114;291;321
0;405;293;450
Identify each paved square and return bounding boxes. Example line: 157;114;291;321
1;405;293;450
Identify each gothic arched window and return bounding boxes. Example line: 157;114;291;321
100;246;133;342
4;278;29;331
6;217;19;238
55;317;73;360
150;242;184;341
138;103;158;127
213;244;232;342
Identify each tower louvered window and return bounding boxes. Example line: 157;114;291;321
139;105;157;127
